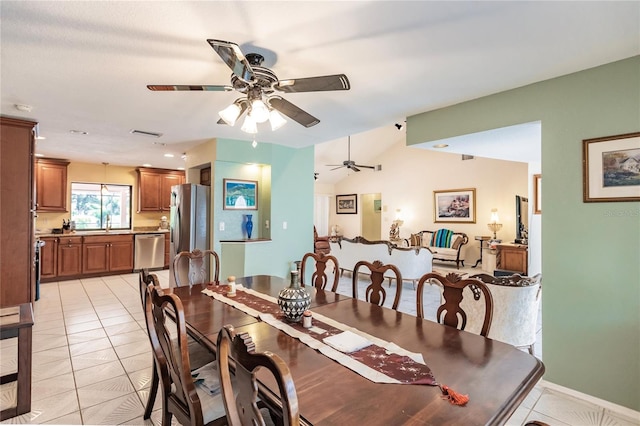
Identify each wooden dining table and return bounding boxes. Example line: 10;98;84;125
168;275;545;426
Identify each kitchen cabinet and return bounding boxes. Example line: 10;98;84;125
35;158;69;212
0;117;36;307
39;237;58;279
57;236;83;277
497;243;528;276
82;234;134;274
136;167;184;212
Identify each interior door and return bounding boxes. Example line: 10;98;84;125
360;193;381;240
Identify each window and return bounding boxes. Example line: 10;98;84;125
70;183;132;230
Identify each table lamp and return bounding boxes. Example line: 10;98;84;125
487;208;503;240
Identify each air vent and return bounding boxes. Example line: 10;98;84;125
130;129;163;138
462;154;475;161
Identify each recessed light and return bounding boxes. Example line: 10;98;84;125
69;130;88;135
177;167;185;171
433;143;449;148
14;104;32;112
164;153;174;158
35;136;46;140
142;163;152;167
34;153;44;157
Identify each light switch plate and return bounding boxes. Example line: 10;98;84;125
283;221;287;230
219;222;225;231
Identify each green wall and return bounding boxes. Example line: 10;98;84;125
214;138;314;278
407;56;640;410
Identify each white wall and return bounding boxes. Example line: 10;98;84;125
319;140;530;266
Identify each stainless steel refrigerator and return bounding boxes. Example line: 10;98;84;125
169;184;210;287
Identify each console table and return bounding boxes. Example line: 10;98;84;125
496;243;528;276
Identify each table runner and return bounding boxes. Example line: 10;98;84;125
201;285;469;404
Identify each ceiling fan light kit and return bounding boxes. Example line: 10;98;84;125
148;38;350;135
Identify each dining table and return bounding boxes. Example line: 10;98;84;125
168;274;545;426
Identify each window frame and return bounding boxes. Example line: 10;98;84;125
70;182;132;231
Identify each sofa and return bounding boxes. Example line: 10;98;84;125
329;236;433;286
408;229;468;269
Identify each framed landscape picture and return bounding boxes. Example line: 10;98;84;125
336;194;357;214
434;188;476;223
223;179;258;210
583;132;640;202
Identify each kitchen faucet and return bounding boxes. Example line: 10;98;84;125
105;214;111;232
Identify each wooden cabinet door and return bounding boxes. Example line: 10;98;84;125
137;171;162;212
58;237;83;277
82;241;109;274
36;159;69;212
40;237;58;279
161;174;183;211
0;117;36;307
109;239;134;272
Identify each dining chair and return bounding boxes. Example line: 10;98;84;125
353;260;403;310
469;273;542;354
173;248;220;287
217;324;300;426
139;269;160;420
145;280;227;426
300;251;339;292
416;272;494;336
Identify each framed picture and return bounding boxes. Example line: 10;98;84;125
583;132;640;202
373;199;382;212
223;179;258;210
336;194;358;214
533;174;542;214
433;188;476;223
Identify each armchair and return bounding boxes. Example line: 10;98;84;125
313;226;330;255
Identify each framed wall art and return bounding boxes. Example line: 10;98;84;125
336;194;358;214
223;179;258;210
583;132;640;202
433;188;476;223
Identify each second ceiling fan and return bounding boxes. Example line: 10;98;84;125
327;136;378;172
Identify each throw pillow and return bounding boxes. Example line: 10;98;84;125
451;236;463;250
410;233;421;247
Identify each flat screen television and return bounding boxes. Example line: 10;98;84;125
515;195;529;244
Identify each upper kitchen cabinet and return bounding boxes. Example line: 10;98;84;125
0;117;36;307
136;167;185;212
36;158;69;212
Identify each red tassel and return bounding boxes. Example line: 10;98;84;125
439;384;469;406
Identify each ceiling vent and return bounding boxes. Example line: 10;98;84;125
461;154;475;161
130;129;163;138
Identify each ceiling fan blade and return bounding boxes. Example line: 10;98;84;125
206;39;255;83
147;85;232;91
275;74;350;93
217;102;249;125
269;97;320;128
350;165;361;172
330;165;346;171
354;164;376;169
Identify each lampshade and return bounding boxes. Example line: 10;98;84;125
249;99;270;123
240;114;258;134
218;102;242;126
269;109;287;131
490;208;500;223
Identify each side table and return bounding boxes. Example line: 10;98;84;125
0;303;34;421
472;236;491;268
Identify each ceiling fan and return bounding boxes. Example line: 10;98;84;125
147;39;350;131
327;136;377;172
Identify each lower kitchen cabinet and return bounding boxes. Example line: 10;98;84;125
57;236;83;277
39;237;58;279
83;234;134;274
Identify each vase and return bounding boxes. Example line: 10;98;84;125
277;270;311;322
244;214;253;239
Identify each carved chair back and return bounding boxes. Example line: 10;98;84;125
300;252;339;292
173;249;220;287
353;260;403;310
217;324;300;426
416;272;494;336
138;270;160;419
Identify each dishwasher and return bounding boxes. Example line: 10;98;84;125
134;233;165;270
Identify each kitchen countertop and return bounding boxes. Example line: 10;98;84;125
35;228;169;238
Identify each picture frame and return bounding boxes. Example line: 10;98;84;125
373;199;382;212
583;132;640;202
533;174;541;214
336;194;358;214
223;179;258;210
433;188;476;223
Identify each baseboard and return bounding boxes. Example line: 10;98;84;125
539;379;640;420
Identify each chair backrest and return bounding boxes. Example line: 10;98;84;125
217;324;300;426
300;252;339;292
145;281;204;425
416;272;494;336
173;249;220;287
353;260;403;310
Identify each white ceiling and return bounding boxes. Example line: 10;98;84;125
1;2;638;179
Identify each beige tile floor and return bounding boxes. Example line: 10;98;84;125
1;269;638;425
